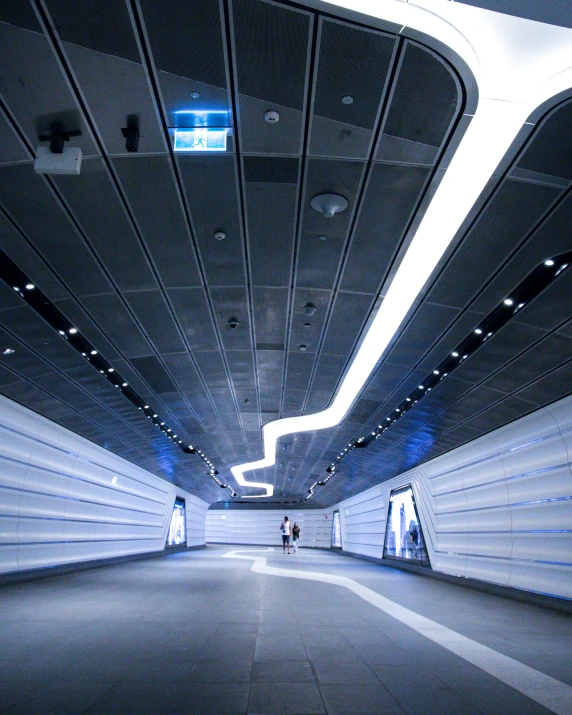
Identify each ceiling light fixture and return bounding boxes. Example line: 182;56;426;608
229;0;572;499
2;348;15;355
341;95;354;104
25;284;34;290
310;193;348;218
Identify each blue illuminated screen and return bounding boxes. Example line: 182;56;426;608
173;128;227;152
331;510;342;548
383;486;430;567
167;498;186;546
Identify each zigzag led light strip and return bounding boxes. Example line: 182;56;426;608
230;0;572;497
0;249;234;497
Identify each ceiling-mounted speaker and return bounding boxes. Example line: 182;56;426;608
310;193;348;218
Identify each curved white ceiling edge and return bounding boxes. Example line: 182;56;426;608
230;0;572;498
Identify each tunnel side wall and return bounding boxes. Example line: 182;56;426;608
338;393;572;600
0;395;208;575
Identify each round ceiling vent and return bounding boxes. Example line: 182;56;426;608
310;193;348;218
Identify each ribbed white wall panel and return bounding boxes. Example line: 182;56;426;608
206;508;336;548
0;395;209;575
337;394;572;600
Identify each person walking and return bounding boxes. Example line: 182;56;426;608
280;516;291;554
292;522;300;554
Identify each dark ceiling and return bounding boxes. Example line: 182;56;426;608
0;1;570;508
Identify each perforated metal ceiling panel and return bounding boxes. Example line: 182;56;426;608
0;0;570;507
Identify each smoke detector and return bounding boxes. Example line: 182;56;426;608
310;193;348;218
264;110;280;124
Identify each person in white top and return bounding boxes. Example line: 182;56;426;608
280;516;291;554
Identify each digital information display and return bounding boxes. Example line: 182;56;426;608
331;510;342;548
167;498;187;547
383;486;430;567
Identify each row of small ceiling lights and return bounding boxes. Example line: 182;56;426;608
306;253;571;498
0;250;235;497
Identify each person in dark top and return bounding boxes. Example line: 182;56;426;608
292;522;301;554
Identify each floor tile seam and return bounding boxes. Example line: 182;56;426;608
229;549;572;715
263;557;570;667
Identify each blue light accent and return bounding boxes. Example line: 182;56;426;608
172;110;230;128
173;128;227;152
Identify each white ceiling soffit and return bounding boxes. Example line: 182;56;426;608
231;0;572;498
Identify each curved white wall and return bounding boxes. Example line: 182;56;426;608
0;395;208;575
339;393;572;600
206;508;335;549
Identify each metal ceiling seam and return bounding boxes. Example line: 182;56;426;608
0;329;161;466
287;38;468;494
359;349;572;483
276;11;318;426
346;94;572;462
276;17;397;485
295;28;401;419
318;253;572;488
0;3;229;491
230;0;572;497
128;0;254;463
223;0;268;454
29;0;218;455
34;0;238;467
268;32;469;498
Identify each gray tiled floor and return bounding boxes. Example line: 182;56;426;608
0;546;570;714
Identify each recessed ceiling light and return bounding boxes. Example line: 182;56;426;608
153;414;157;418
68;328;77;334
58;330;65;335
433;370;439;375
544;259;554;266
190;91;200;99
2;348;15;355
144;405;149;409
90;350;97;355
475;328;482;334
318;235;328;241
341;95;354;104
418;385;424;390
108;368;114;372
25;284;34;290
122;382;127;387
504;298;514;306
13;286;21;292
452;351;459;357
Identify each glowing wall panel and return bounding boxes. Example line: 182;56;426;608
0;395;208;575
338;393;572;600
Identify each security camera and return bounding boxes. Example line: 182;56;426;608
228;317;239;329
121;125;140;153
